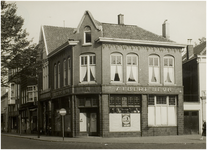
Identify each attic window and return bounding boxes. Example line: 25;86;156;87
84;26;92;44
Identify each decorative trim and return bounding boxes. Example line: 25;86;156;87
102;43;182;52
42;26;49;56
97;37;186;48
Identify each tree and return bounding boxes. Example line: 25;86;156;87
194;37;206;46
1;1;41;87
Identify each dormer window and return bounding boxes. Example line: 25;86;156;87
83;26;92;45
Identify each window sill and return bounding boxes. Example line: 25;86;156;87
82;43;92;46
110;82;125;85
164;83;176;86
148;83;162;86
148;125;177;128
78;82;97;85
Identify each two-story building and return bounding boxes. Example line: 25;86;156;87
38;11;185;137
182;41;206;134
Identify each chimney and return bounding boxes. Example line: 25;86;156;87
162;20;170;39
118;14;124;25
186;44;194;60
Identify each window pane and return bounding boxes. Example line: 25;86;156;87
81;57;84;65
148;96;154;105
149;57;153;65
164;58;168;66
111;56;116;64
84;56;87;65
154;58;158;66
169;58;173;66
157;96;166;104
116;97;121;105
169;96;176;105
85;32;91;43
93;56;96;64
128;97;134;105
134;96;140;105
132;56;137;65
127;56;131;65
90;56;92;64
110;97;115;105
117;56;121;64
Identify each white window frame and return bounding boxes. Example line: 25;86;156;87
126;54;138;83
164;56;175;85
110;53;123;83
148;55;160;84
148;95;177;127
83;26;92;46
80;54;96;83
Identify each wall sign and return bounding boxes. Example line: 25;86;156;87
122;114;131;127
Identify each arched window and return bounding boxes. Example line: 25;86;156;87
84;26;91;44
58;62;60;88
149;55;160;83
54;64;56;89
63;59;66;86
126;54;138;82
164;56;175;84
80;54;96;82
111;53;122;82
68;57;71;85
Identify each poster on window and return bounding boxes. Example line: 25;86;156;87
122;114;131;127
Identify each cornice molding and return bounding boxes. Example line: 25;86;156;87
97;37;186;48
102;43;182;53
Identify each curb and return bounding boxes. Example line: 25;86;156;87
2;134;206;144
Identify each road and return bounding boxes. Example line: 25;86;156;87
1;135;206;149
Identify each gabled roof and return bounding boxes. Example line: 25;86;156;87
42;25;75;54
194;41;206;55
101;23;173;42
182;41;206;62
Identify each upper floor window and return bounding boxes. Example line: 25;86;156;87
42;62;49;90
127;54;138;83
63;60;66;86
80;54;96;83
149;55;160;84
58;62;60;88
68;57;71;85
54;64;56;89
164;56;175;84
84;26;91;44
111;53;122;82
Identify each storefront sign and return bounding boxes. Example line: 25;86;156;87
122;114;131;127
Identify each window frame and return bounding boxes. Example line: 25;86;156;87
126;54;139;83
110;53;123;83
83;26;92;45
148;55;160;84
79;54;96;83
163;56;175;85
54;64;57;89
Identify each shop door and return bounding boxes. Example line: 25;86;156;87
88;113;97;136
184;111;199;134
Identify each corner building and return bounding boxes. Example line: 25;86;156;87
38;11;185;137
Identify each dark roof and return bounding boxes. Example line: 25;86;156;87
194;41;206;55
101;23;173;42
43;25;75;54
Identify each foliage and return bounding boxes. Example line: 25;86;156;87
1;1;41;87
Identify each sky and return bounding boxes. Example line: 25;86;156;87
11;0;206;46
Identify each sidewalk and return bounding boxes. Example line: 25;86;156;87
1;133;206;144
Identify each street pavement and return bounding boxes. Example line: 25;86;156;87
1;132;206;144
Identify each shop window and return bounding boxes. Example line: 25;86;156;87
84;26;91;44
80;54;96;83
109;95;141;113
148;95;177;126
164;56;175;84
149;55;160;84
127;54;138;82
78;96;98;107
111;53;123;82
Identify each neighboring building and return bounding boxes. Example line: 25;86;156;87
1;90;8;132
38;11;185;137
182;41;206;134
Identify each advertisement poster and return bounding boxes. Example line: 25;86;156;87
122;114;131;127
